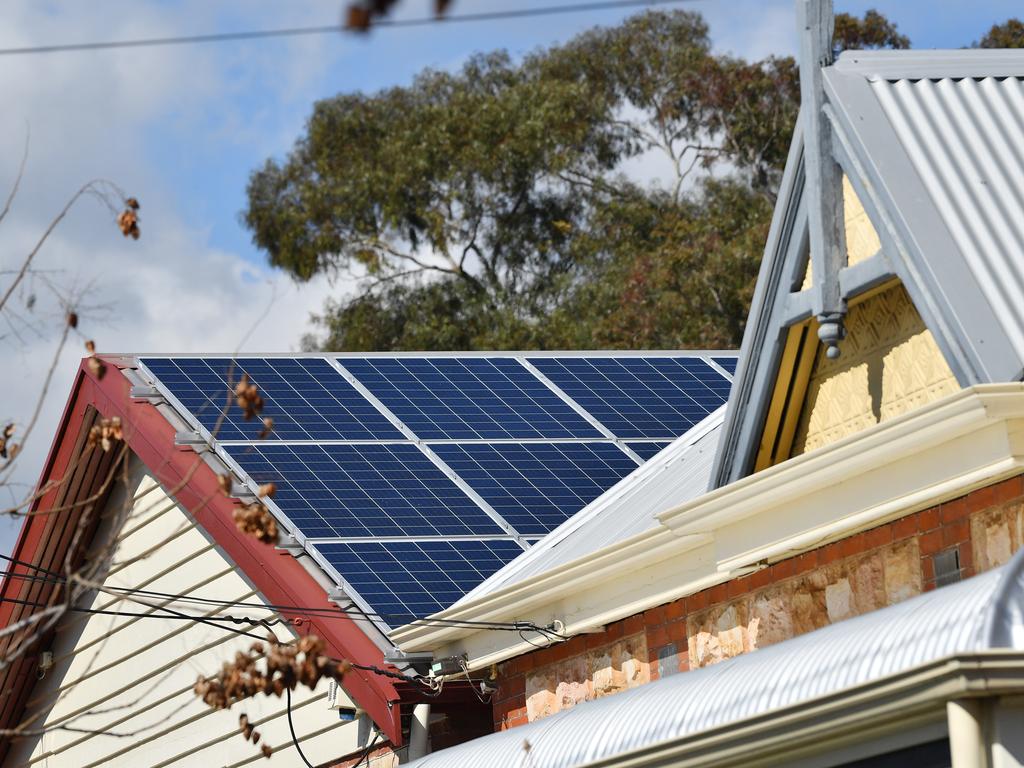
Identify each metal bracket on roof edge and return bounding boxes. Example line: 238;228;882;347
129;385;163;400
326;586;349;604
174;431;209;451
276;535;304;556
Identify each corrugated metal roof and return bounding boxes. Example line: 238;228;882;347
870;75;1024;359
824;50;1024;383
459;407;724;602
408;550;1024;768
714;51;1024;487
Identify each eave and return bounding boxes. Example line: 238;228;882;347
393;384;1024;669
0;358;403;746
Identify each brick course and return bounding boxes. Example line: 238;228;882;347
492;474;1024;731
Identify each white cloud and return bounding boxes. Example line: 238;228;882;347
0;1;347;554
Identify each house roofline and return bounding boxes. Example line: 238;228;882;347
0;358;403;746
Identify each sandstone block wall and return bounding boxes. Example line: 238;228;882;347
491;474;1024;731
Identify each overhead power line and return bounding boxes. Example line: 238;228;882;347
0;0;702;56
0;555;563;635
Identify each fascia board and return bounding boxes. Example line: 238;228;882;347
17;359;405;745
660;384;1024;538
579;653;1024;768
711;118;808;488
390;526;712;652
395;385;1024;666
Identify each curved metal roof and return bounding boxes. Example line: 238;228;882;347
408;549;1024;768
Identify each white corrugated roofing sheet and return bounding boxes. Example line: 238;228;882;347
409;551;1024;768
871;74;1024;358
459;407;724;602
826;50;1024;383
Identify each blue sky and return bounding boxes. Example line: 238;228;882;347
142;0;1024;268
0;0;1019;555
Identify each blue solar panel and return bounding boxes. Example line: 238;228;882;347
432;442;637;535
712;356;739;375
141;357;402;441
528;357;731;439
341;357;601;440
142;352;737;627
226;443;504;538
626;442;671;461
315;539;524;622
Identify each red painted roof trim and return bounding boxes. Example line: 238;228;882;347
0;359;403;745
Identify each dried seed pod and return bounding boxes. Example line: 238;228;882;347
86;355;106;380
0;424;14;459
257;416;274;439
217;473;233;496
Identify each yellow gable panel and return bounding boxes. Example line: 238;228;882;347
801;176;884;290
757;173;957;469
792;282;959;456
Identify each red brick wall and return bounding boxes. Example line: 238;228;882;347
491;474;1024;731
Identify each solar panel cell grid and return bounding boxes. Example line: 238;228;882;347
341;357;601;440
315;539;524;622
142;352;735;627
226;443;504;538
712;356;739;375
141;357;402;441
432;442;637;535
626;442;672;461
528;357;731;438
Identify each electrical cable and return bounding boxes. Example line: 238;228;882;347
0;556;558;633
0;590;495;694
354;731;382;768
0;0;703;56
286;686;316;768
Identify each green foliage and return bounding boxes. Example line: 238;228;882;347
976;19;1024;48
245;8;918;354
833;9;910;52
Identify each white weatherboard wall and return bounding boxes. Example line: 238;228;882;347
8;457;361;768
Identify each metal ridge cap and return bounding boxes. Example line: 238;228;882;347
660;384;1024;534
832;48;1024;80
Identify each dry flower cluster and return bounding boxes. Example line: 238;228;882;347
84;339;106;380
234;374;264;420
117;198;140;240
194;634;352;759
237;714;272;759
232;502;278;544
217;471;280;544
0;424;19;460
87;417;123;453
345;0;450;30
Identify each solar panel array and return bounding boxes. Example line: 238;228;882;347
139;353;735;626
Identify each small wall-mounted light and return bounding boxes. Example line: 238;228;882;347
37;651;54;680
